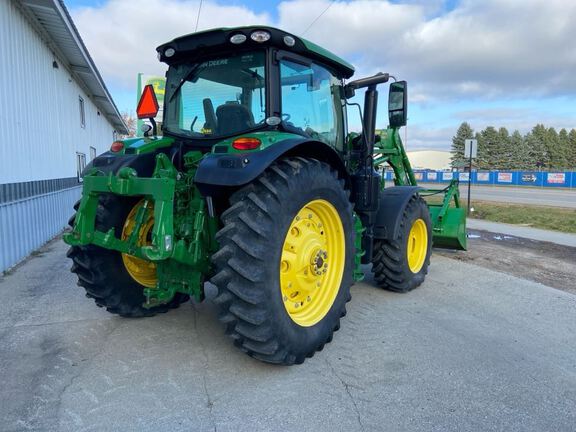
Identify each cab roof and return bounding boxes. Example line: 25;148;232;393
156;26;355;79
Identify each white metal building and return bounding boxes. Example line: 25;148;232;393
407;150;452;171
0;0;127;272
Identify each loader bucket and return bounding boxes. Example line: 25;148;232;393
421;179;467;251
428;205;467;250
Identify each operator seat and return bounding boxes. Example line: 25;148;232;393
215;101;254;135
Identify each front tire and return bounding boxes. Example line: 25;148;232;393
371;194;432;293
211;158;355;365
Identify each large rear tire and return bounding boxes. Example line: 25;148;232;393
371;194;432;293
67;195;188;317
211;158;355;365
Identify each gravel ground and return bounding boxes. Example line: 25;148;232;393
437;229;576;295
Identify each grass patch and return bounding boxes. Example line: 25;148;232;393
469;201;576;234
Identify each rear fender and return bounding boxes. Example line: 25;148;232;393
194;138;349;196
84;151;159;178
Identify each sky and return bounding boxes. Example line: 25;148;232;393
66;0;576;151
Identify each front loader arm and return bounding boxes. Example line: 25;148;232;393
372;127;467;250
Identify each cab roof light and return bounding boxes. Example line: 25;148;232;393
283;35;296;47
232;137;261;150
230;34;247;44
251;30;271;43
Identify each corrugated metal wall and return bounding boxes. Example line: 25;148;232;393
0;187;80;271
0;0;115;184
0;0;118;271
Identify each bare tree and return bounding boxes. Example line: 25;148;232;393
120;111;137;138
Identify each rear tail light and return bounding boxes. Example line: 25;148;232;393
110;141;124;152
232;137;261;150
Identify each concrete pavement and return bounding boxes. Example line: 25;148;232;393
1;238;575;432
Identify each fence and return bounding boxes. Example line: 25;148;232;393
385;171;576;188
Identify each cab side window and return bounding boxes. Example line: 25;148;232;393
280;60;343;148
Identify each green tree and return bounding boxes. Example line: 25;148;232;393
451;122;474;169
509;130;530;169
568;129;576;169
477;126;499;169
452;123;576;170
545;127;566;169
557;128;570;169
496;127;511;169
530;124;550;168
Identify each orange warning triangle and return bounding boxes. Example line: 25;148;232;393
136;84;159;119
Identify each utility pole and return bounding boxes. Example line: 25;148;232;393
464;139;477;215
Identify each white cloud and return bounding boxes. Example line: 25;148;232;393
398;125;455;151
72;0;576;98
72;0;271;86
278;0;576;99
69;0;576;150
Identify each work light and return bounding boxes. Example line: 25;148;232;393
251;30;270;42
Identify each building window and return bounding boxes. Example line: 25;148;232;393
90;146;97;160
76;152;86;182
79;96;85;128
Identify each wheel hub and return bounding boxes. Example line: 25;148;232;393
311;250;328;275
279;200;345;327
121;200;158;288
407;218;428;274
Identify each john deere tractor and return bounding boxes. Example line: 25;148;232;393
64;26;466;365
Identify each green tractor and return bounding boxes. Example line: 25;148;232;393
64;26;466;365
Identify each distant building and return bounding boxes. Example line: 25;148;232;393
406;150;452;171
0;0;127;272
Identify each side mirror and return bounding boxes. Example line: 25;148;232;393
388;81;407;128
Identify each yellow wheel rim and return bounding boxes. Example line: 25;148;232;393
407;218;428;274
279;199;345;327
121;200;157;288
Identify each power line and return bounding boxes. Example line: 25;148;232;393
302;0;336;35
195;0;203;32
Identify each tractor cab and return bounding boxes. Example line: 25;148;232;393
155;26;353;150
